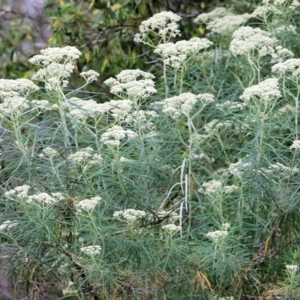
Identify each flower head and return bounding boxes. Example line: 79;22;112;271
113;209;146;222
100;125;137;147
134;11;181;43
80;245;102;256
230;26;277;56
240;78;281;103
76;196;101;213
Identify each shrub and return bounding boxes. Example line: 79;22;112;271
1;1;300;299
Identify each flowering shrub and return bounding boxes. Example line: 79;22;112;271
1;1;300;299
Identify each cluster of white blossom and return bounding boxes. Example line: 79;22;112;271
272;58;300;77
107;99;133;121
79;70;99;83
198;180;238;195
290;140;300;149
0;78;39;99
258;45;294;63
123;110;158;129
26;192;64;206
29;46;81;66
158;93;214;118
263;0;300;9
67;147;102;166
203;119;233;134
31;99;57;111
0;220;18;232
286;264;298;272
230;27;278;56
154;38;213;69
80;245;102;256
206;230;228;241
100;125;137;147
113;209;147;222
0;96;30;115
239;78;281;103
161;224;181;234
207;14;251;35
156;210;180;222
134;11;182;44
4;185;31;199
274;25;297;35
32;62;75;91
198;179;222;194
39;146;60;159
67;98;132;122
194;7;252;35
104;69;156;100
29;46;82;91
260;162;299;175
194;7;228;24
76;196;101;214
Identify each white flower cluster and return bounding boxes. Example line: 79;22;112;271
274;25;297;35
107;100;134;120
198;179;238;195
206;230;228;241
76;196;101;213
161;224;181;234
100;125;137;147
154;38;213;69
29;46;82;91
0;96;29;115
230;26;278;56
80;245;102;256
251;5;270;18
113;209;146;222
290;140;300;149
31;99;57;111
208;14;251;35
39;146;60;159
134;11;181;43
4;185;31;199
272;58;300;77
156;210;180;222
79;70;99;83
32;62;75;91
5;185;64;207
0;78;39;99
68;98;134;122
29;46;82;65
194;7;252;35
0;220;18;232
286;264;298;272
258;45;294;63
194;7;228;24
104;69;156;100
26;192;64;206
260;162;299;175
199;179;222;194
240;78;281;103
263;0;300;8
124;110;158;128
67;147;102;166
203;119;233;133
160;93;214;118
